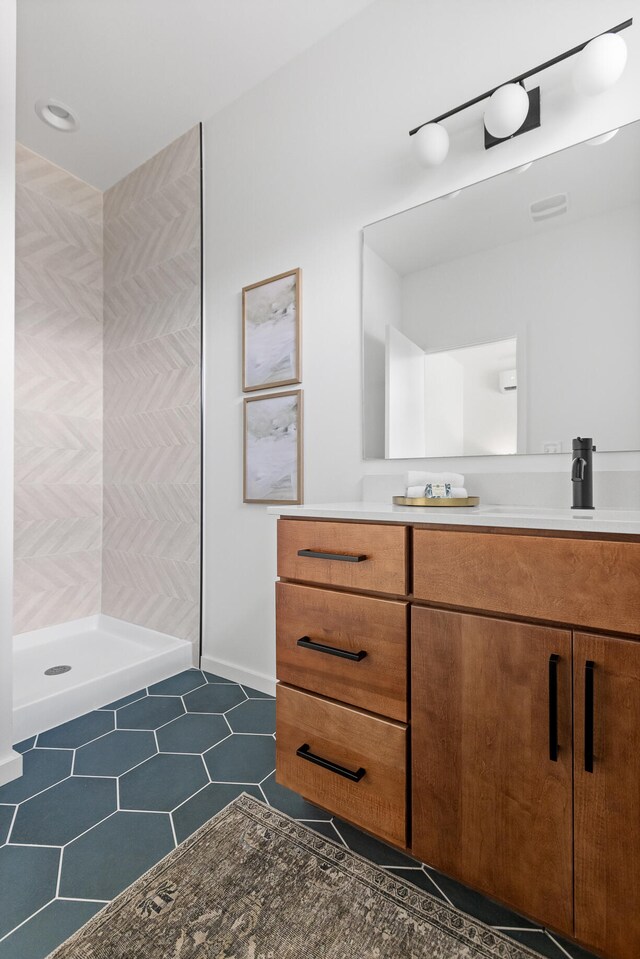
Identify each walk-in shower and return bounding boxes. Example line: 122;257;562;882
13;126;203;741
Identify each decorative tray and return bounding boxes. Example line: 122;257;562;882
392;495;480;508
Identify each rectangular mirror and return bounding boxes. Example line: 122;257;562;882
363;120;640;459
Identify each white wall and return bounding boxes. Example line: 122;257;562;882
401;206;640;454
362;245;401;459
202;0;640;689
0;0;22;784
385;326;426;458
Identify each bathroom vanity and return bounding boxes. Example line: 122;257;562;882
271;503;640;959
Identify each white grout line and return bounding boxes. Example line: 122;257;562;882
62;809;119;848
326;820;349;847
6;804;19;838
544;931;577;959
54;845;64;897
0;897;55;943
257;783;269;804
419;867;455;907
57;896;110;904
6;841;63;849
115;777;120;811
494;926;545;933
168;813;178;848
170;781;210;814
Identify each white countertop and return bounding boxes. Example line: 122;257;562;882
267;502;640;535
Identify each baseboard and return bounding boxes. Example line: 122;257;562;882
200;655;276;696
0;748;23;787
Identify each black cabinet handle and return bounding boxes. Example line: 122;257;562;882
296;637;367;661
548;654;560;762
585;660;595;773
297;549;367;563
296;743;366;782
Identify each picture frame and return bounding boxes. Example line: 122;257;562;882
243;389;303;504
242;268;301;392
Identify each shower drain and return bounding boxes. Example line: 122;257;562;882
44;665;72;676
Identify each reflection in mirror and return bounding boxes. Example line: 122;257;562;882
363;120;640;459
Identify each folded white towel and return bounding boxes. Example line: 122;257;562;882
406;485;468;498
407;471;465;488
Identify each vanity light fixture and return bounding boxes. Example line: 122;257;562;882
410;18;632;167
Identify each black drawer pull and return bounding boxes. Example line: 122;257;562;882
585;660;595;773
296;636;367;662
297;549;367;563
548;654;560;762
296;743;366;782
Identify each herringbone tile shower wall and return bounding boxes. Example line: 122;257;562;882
14;145;104;634
102;127;202;648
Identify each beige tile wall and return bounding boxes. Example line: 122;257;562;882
101;127;202;648
13;128;202;645
14;145;104;634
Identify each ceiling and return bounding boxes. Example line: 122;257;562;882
17;0;376;190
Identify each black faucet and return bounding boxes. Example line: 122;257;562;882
571;437;596;510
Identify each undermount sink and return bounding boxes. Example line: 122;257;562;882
477;505;640;522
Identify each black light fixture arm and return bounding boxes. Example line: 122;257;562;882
409;18;632;136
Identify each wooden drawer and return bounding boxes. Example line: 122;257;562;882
276;684;407;846
276;582;408;722
277;519;408;595
413;528;640;635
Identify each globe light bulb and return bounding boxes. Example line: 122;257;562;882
573;33;627;96
484;83;530;140
412;123;449;167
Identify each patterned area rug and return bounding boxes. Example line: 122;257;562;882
48;794;543;958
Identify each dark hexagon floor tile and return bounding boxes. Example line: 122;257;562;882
504;930;570;958
332;818;419;867
240;685;275;700
0;805;15;844
74;730;157;777
119;753;208;812
0;748;72;804
261;772;331;820
156;713;229;754
204;734;275;784
203;671;234;684
546;933;600;959
422;867;537;929
13;736;36;753
116;695;184;730
37;711;114;749
184;684;246;714
60;811;174;901
173;784;262;843
226;699;275;734
148;670;207;696
101;689;148;710
0;898;102;959
10;776;117;847
0;844;60;938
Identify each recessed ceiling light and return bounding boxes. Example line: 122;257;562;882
35;98;79;133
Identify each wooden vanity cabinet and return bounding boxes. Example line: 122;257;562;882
275;518;410;846
573;633;640;959
411;607;574;935
275;516;640;959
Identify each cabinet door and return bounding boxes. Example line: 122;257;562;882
412;607;573;934
574;633;640;959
